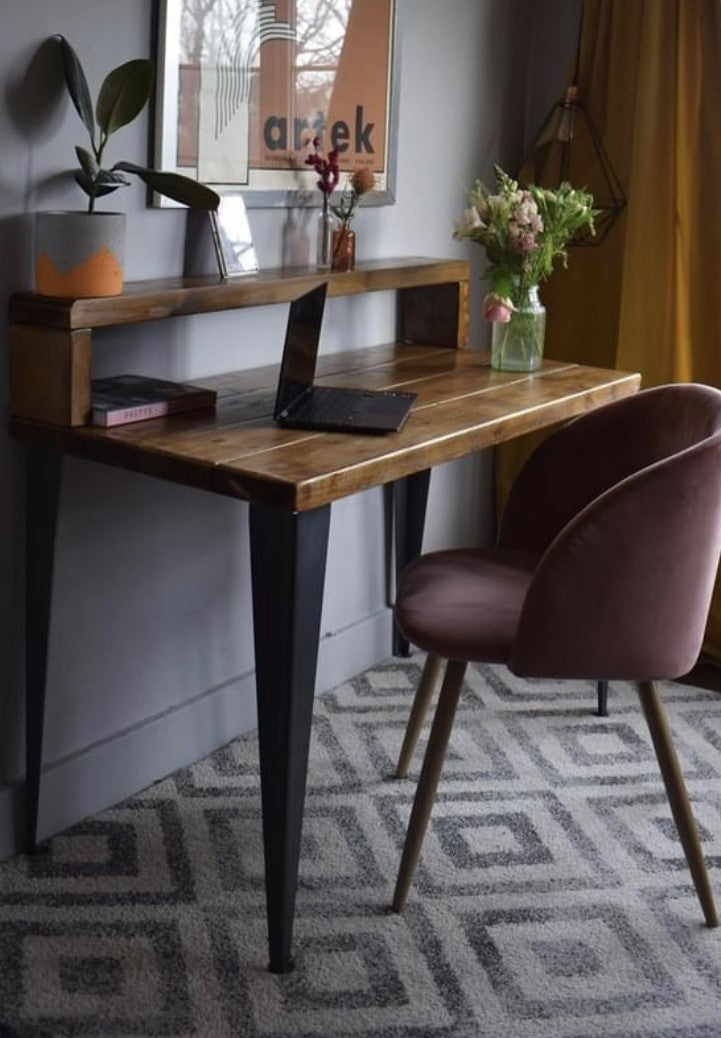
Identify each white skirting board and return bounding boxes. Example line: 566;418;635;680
0;606;395;859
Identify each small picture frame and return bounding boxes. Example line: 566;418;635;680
210;195;259;278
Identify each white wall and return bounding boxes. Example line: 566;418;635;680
0;0;551;854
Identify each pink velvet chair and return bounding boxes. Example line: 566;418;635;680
392;383;721;926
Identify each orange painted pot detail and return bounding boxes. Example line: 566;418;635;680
34;211;126;298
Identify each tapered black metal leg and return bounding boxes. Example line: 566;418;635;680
25;448;63;852
249;502;331;973
392;469;431;656
597;680;609;717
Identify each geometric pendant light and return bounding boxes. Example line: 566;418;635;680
517;84;626;246
518;0;625;248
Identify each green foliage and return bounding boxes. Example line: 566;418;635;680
114;163;223;210
96;59;154;137
454;166;597;306
59;35;94;141
54;36;219;214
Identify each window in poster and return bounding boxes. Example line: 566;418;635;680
154;0;398;208
210;196;259;277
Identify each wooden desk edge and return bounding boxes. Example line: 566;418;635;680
10;368;641;512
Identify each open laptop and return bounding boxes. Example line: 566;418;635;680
273;283;417;434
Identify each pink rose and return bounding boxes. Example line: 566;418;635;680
482;293;515;323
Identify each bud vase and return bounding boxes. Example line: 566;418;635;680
316;203;335;271
331;226;356;271
490;285;546;371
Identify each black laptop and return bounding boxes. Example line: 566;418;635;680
273;283;417;434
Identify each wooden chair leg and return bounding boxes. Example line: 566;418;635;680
396;652;443;778
636;680;718;927
392;659;468;912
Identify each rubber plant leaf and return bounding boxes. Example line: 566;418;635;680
96;59;153;138
57;36;95;141
115;162;220;210
73;171;119;198
74;146;96;180
95;169;130;186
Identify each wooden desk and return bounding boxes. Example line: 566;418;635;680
8;259;640;972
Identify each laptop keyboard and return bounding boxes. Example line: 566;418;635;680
290;387;377;422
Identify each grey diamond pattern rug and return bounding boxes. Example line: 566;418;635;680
1;657;721;1037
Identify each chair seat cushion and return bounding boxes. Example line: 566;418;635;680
395;548;541;662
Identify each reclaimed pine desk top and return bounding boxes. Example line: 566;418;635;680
10;345;641;511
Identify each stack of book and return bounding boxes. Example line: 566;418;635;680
91;374;217;427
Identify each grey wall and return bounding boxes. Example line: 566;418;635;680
0;0;563;855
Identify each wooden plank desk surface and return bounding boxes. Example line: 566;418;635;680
10;346;641;510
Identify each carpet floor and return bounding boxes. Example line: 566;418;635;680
1;656;720;1037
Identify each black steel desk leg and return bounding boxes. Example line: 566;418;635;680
392;469;431;656
249;502;331;974
25;447;63;852
597;680;609;717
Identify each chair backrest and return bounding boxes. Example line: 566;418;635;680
508;384;721;681
499;383;721;553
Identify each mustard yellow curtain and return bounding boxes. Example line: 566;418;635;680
496;0;721;661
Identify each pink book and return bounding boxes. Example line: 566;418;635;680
91;374;216;428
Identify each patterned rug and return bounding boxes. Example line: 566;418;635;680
1;657;721;1038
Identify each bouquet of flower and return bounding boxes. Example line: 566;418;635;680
331;168;376;230
453;166;596;322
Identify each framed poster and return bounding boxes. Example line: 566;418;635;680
154;0;398;208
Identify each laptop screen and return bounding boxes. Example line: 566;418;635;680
274;282;328;418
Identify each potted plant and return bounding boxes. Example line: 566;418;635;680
35;35;220;298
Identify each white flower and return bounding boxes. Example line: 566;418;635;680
453;206;484;239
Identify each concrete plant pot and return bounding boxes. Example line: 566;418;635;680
34;211;126;298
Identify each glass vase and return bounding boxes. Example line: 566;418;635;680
316;202;335;271
331;226;356;271
490;285;546;372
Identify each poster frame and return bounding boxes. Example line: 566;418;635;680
153;0;399;209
